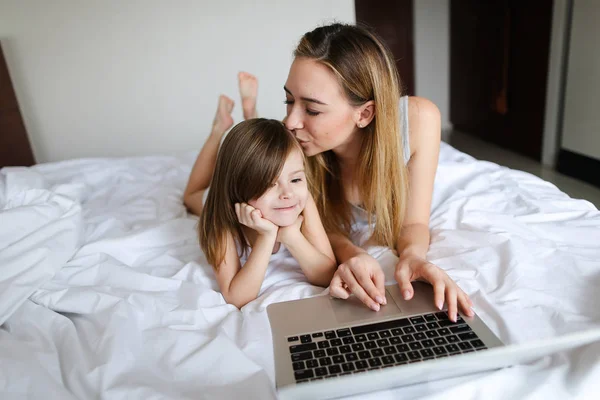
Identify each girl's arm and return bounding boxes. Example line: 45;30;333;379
215;231;277;309
279;195;336;286
299;194;335;261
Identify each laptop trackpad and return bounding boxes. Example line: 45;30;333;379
329;289;403;324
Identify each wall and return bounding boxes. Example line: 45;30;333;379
560;0;600;161
413;0;451;131
0;0;459;163
0;0;354;162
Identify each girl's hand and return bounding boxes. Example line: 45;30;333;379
329;253;386;312
277;214;304;245
394;252;474;322
235;203;278;237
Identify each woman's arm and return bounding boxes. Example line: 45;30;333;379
278;196;336;286
394;96;473;321
398;96;440;258
215;231;277;309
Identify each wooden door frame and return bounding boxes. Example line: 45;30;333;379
0;41;35;167
542;0;572;168
355;0;415;96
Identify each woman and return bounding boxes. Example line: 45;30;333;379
185;23;473;321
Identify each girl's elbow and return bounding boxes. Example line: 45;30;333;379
308;261;337;287
183;192;194;211
222;292;252;309
183;191;204;215
324;258;337;279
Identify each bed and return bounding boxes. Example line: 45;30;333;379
1;139;599;400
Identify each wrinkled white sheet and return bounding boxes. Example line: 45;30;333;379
1;143;599;400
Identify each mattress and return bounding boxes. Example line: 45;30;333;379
1;142;599;399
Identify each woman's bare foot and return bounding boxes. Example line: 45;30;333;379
238;72;258;120
212;95;235;136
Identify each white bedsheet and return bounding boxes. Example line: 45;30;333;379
1;143;599;399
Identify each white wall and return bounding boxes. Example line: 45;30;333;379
0;0;354;163
561;0;600;161
0;0;456;163
413;0;451;131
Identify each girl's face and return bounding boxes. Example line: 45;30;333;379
248;149;308;227
283;57;360;157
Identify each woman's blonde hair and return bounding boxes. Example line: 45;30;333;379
198;118;303;268
294;23;409;248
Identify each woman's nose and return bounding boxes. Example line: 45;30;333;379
284;108;303;131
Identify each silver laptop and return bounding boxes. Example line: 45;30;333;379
267;282;600;400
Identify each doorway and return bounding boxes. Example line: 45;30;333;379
0;42;35;167
450;0;554;161
355;0;415;96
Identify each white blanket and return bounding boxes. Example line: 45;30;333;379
1;143;599;399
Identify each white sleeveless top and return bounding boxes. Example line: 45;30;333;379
399;96;411;165
237;240;307;289
350;95;411;246
237;240;288;265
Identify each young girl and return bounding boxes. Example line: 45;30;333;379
185;95;336;308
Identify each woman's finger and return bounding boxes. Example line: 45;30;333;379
459;291;474;317
372;266;387;305
394;263;414;300
351;263;385;306
433;281;445;311
337;264;380;311
329;271;350;300
445;285;458;322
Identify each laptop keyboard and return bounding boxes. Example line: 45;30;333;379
287;312;488;384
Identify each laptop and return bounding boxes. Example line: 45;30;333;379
267;281;600;400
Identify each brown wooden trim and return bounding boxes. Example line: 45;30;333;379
355;0;415;96
0;41;35;167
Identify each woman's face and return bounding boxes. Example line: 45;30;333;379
283;57;359;157
248;149;308;227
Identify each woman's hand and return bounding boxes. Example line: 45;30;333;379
329;252;386;312
277;214;304;245
235;203;278;237
395;252;474;322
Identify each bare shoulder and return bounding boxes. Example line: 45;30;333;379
406;96;441;157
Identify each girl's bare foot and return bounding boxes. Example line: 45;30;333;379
238;72;258;120
212;95;235;136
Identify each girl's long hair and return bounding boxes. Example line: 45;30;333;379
294;23;409;248
198;118;303;268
